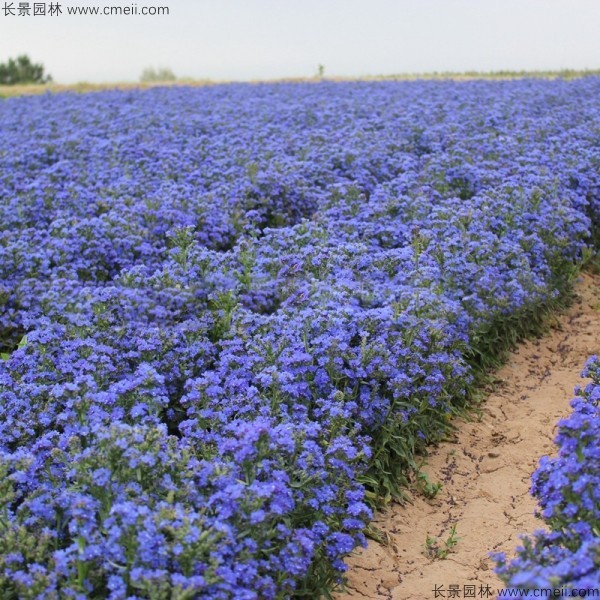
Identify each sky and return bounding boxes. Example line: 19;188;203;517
1;0;599;83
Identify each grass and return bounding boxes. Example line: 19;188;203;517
1;69;599;98
425;524;461;560
0;78;214;98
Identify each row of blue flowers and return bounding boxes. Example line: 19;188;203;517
494;356;600;591
0;78;599;598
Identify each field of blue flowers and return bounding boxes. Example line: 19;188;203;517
0;78;599;599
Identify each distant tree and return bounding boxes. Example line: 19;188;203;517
316;64;326;79
0;55;52;85
140;67;177;83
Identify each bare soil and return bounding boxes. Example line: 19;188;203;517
336;271;600;600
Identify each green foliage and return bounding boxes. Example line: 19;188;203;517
582;247;600;275
425;524;460;559
415;470;443;499
0;55;52;85
140;67;177;83
0;335;27;361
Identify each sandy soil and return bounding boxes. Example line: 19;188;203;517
336;271;600;600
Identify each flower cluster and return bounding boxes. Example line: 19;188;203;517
494;356;600;590
0;78;599;598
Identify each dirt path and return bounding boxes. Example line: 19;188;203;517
336;272;600;600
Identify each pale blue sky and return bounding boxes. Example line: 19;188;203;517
1;0;599;83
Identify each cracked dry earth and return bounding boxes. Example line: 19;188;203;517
335;272;600;600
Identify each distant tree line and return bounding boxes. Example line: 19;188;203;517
140;67;177;83
0;55;52;85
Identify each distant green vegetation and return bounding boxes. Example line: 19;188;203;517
375;68;600;80
140;67;177;83
0;55;52;85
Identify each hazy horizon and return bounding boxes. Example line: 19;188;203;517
1;0;599;84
